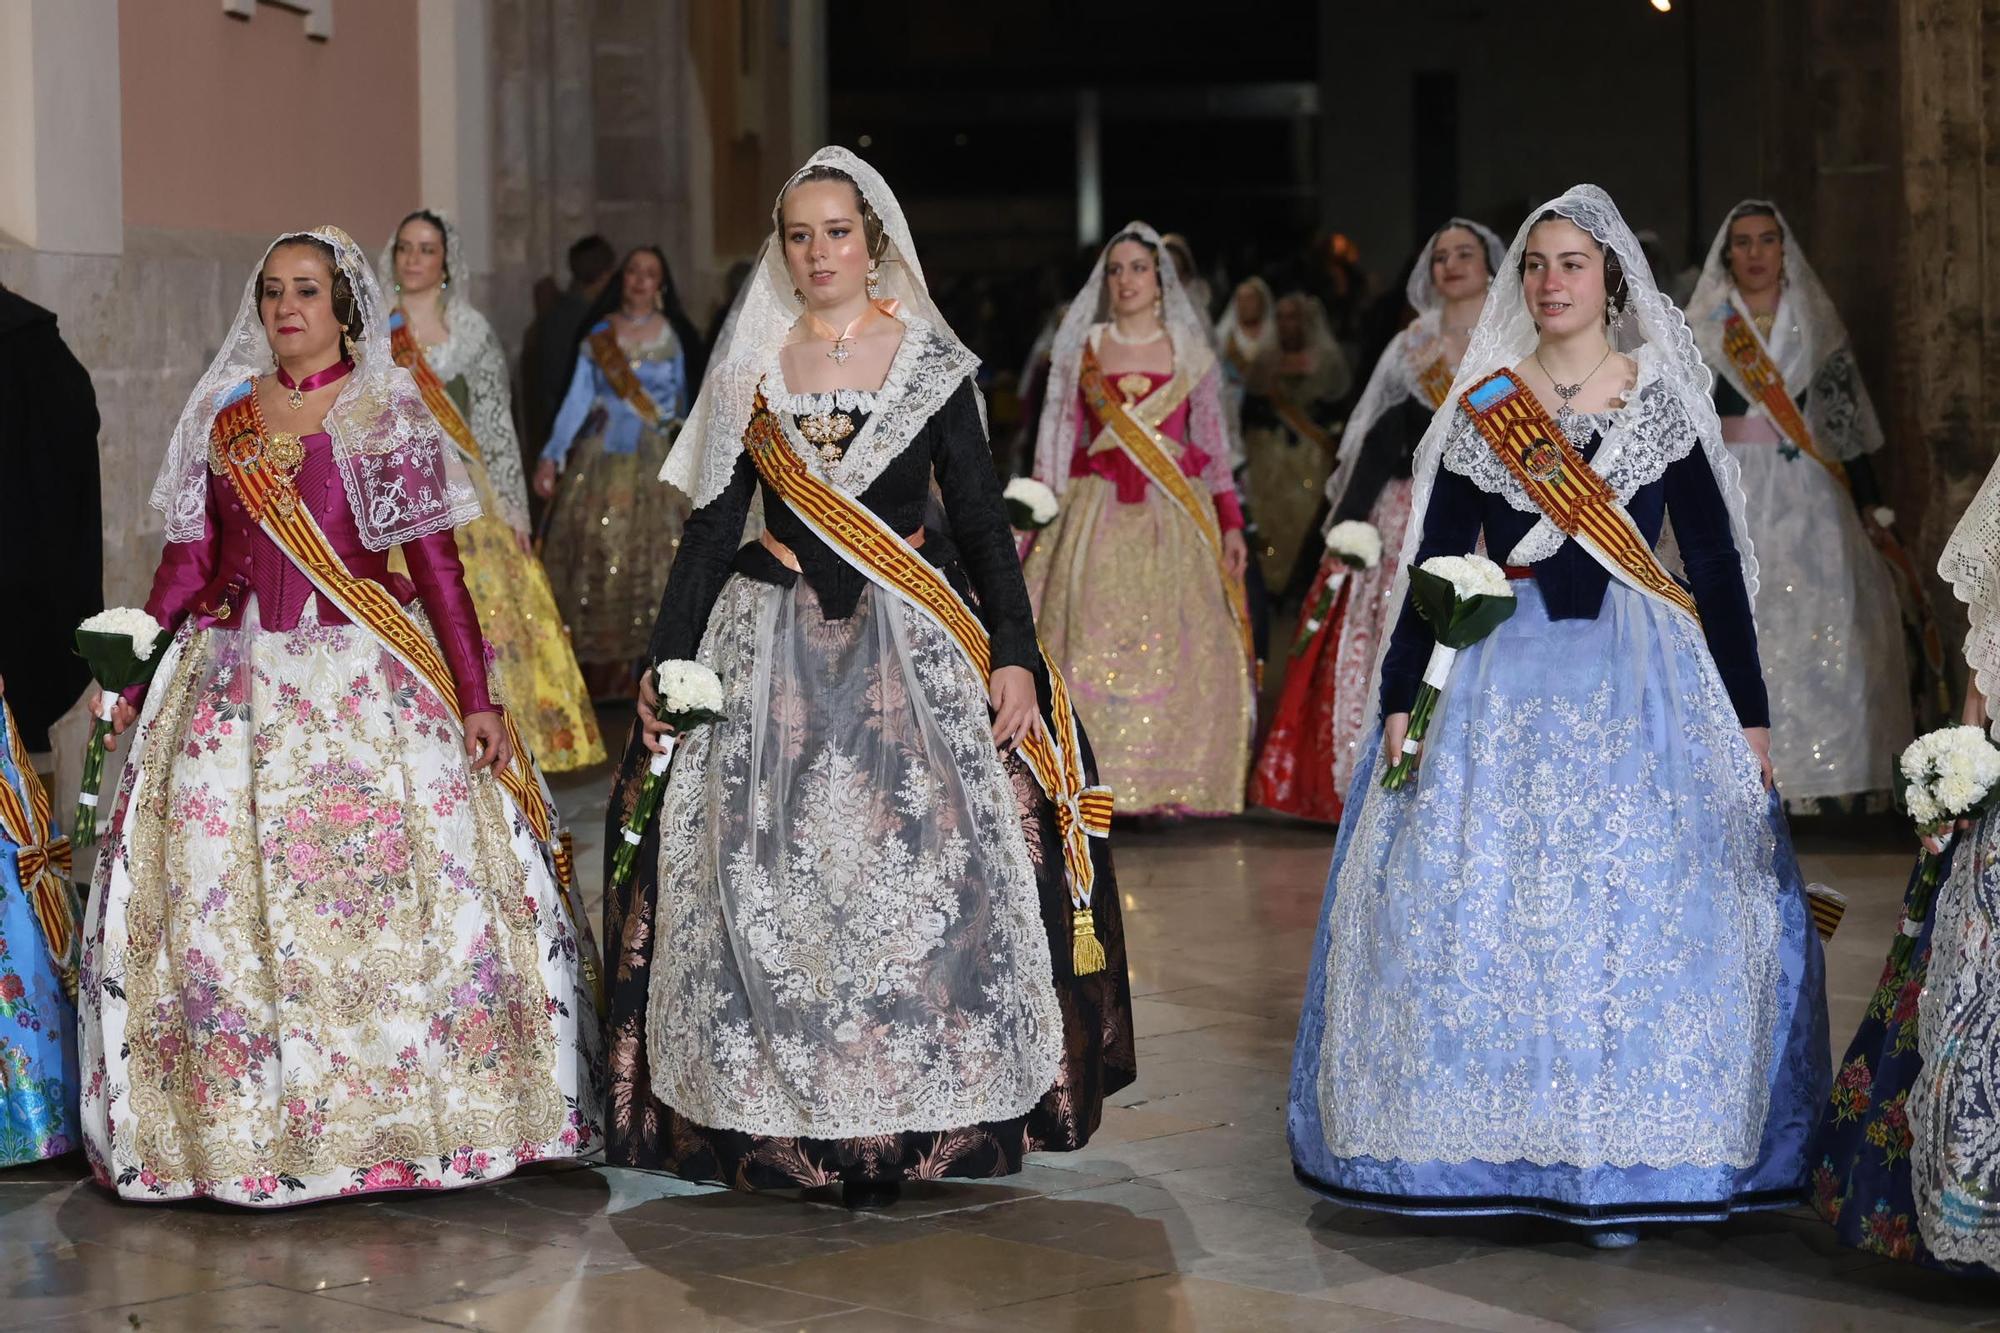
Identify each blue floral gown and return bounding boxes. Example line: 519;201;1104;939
0;697;78;1165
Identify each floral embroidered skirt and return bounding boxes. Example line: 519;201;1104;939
1250;479;1411;822
1023;474;1253;817
78;600;603;1206
603;568;1134;1188
0;702;78;1167
542;422;686;667
1244;426;1335;593
1813;817;2000;1276
1288;581;1829;1226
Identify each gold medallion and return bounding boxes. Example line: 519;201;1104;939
800;410;856;465
1116;373;1154;405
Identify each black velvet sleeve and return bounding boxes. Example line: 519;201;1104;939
1333;393;1426;525
646;452;757;665
1378;463;1484;718
932;380;1038;672
1663;448;1771;727
1843;452;1885;511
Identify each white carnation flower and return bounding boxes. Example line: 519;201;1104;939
1419;553;1513;601
655;659;724;716
1002;476;1060;526
78;607;168;661
1324;520;1383;570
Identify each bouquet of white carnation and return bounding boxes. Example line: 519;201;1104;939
73;607;169;846
1324;520;1382;571
610;659;728;890
1289;521;1385;658
1381;554;1517;790
1890;724;2000;964
1003;477;1060;531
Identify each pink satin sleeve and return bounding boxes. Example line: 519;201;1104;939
400;525;498;717
123;484;223;707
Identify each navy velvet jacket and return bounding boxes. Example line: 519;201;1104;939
1379;419;1770;728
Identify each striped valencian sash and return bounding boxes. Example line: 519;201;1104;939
1415;355;1455;411
0;702;77;997
1719;309;1845;487
741;394;1116;974
1077;346;1256;666
1272;398;1335;454
389;313;482;462
207;385;601;1006
585;324;669;430
1461;370;1700;624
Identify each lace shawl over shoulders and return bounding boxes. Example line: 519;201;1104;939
761;316;979;497
1438;350;1698;563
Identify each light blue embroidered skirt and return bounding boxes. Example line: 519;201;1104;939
1288;581;1828;1225
0;701;78;1166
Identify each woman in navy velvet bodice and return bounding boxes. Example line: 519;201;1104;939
1287;186;1829;1246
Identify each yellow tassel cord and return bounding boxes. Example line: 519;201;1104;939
1072;907;1106;976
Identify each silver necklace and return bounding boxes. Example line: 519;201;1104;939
1534;346;1613;419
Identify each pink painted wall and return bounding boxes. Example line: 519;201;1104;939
119;0;420;245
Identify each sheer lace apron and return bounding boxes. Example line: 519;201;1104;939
77;598;603;1206
1022;473;1253;817
1298;582;1827;1214
645;574;1062;1139
1730;444;1909;802
1913;806;2000;1270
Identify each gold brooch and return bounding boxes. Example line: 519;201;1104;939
800;411;856;465
1116;373;1154;405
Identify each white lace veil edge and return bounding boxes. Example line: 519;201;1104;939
1326;218;1504;525
149;225;479;551
1941;459;2000;738
1364;184;1756;709
1033;221;1219;495
1685;199;1884;462
660;145;983;512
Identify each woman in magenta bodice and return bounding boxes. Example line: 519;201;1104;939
77;226;601;1208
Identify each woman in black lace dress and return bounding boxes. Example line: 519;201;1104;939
601;148;1135;1209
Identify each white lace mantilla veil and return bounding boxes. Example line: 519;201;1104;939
150;225;479;551
660;145;982;511
1323;218;1505;522
1032;221;1225;496
1366;185;1757;703
1214;276;1278;365
1941;458;2000;739
1685;198;1885;462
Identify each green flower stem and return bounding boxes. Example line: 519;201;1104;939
1381;683;1440;791
609;738;676;891
1890;846;1947;970
73;719;109;848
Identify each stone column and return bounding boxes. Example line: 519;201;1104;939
1900;0;2000;654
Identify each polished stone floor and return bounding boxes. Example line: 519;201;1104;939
8;754;1999;1330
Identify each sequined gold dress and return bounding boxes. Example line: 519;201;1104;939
399;304;605;771
540;323;690;669
1023;356;1254;817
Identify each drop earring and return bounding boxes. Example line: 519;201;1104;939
342;322;357;360
866;259;882;297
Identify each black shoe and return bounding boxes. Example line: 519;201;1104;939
841;1180;901;1211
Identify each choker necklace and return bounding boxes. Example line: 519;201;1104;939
805;307;873;364
1534;346;1613;419
276;358;355;411
1105;322;1165;347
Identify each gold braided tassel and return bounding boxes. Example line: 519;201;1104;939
1072;907;1106;976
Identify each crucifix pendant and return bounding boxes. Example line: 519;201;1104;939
826;338;851;364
